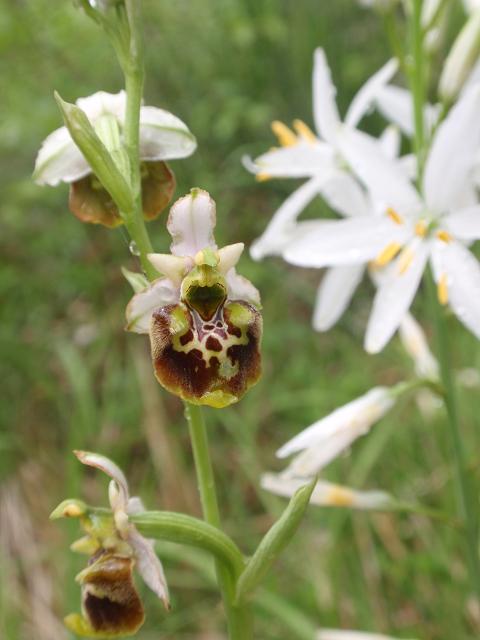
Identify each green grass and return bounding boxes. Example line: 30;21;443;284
1;1;479;638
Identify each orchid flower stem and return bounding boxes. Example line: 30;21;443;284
185;402;254;639
409;0;427;187
426;271;480;599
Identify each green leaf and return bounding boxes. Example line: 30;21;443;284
54;92;134;216
235;477;316;605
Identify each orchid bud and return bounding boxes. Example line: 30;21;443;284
439;9;480;102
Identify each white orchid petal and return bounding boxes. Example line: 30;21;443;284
250;176;327;260
74;451;129;507
434;240;480;339
147;253;189;286
345;59;398;129
76;90;126;121
317;630;417;640
398;313;439;379
365;240;429;354
125;277;179;334
226;270;261;307
444;205;480;240
337;126;421;214
33;126;90;185
139;106;196;161
127;527;170;609
126;496;145;516
312;48;341;143
261;474;393;511
168;189;217;257
379;125;401;160
313;265;365;331
424;85;480;213
277;387;395;459
284;217;408;268
218;243;244;274
243;142;333;179
319;171;371;218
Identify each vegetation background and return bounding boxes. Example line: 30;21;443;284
0;1;478;638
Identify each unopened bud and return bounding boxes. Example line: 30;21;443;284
439;10;480;101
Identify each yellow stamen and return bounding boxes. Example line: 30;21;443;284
271;120;297;147
415;220;427;237
374;242;402;267
327;486;354;507
397;247;414;274
293;119;317;143
437;273;448;305
436;229;452;243
256;172;271;182
386;207;404;225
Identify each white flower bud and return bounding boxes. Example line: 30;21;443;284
439;10;480;101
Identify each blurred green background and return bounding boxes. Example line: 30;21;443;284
1;1;479;638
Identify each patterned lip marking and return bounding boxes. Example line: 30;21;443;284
150;300;262;408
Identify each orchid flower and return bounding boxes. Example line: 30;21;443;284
244;48;397;261
33;90;196;226
50;451;169;638
285;85;480;353
126;188;262;408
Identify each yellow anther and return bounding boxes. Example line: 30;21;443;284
386;207;404;225
327;486;354;507
415;220;427;237
374;242;402;267
436;229;452;243
63;504;84;518
437;273;449;305
397;247;414;274
256;173;271;182
271;120;297;147
293;119;317;143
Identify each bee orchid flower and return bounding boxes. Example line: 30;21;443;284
33;91;196;226
126;188;262;408
51;451;169;638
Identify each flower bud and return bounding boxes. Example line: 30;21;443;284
439;9;480;102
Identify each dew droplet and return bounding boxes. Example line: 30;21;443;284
129;240;140;256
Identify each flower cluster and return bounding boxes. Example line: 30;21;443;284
126;189;263;408
51;452;168;638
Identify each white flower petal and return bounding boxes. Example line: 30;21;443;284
226;270;261;307
365;239;429;353
139;106;197;161
284;217;408;268
33;125;90;185
398;313;439;379
147;253;190;286
261;474;392;511
127;527;170;609
125;277;179;334
424;85;480;214
319;170;371;218
313;265;365;331
250;176;327;260
337;127;421;214
243;142;333;179
444;205;480;240
218;243;244;274
375;85;439;137
345;59;398;129
434;240;480;338
74;450;129;507
312;48;341;143
168;188;217;257
277;387;395;459
76;90;126;121
379;125;401;160
317;630;417;640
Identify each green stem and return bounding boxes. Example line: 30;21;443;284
185;403;253;639
409;0;427;186
426;271;480;597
